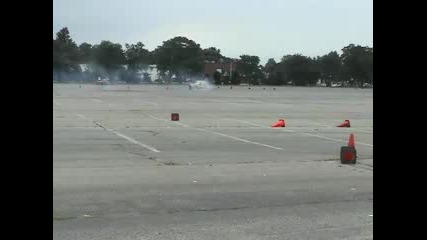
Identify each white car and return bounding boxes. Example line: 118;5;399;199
95;77;109;85
331;82;341;88
189;80;210;89
363;83;373;88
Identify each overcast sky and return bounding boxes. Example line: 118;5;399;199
53;0;373;64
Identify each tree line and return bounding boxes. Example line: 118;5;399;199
53;27;373;87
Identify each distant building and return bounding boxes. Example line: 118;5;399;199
203;61;239;78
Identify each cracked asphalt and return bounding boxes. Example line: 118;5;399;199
53;84;373;240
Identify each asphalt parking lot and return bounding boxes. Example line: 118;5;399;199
53;84;373;240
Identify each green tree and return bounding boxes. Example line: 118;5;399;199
340;44;373;87
53;27;81;81
153;36;203;77
92;40;126;76
237;55;262;84
201;47;223;63
281;55;293;63
79;42;93;63
263;58;280;85
318;51;341;87
280;54;321;86
264;58;276;74
124;42;151;71
251;67;265;85
53;38;60;69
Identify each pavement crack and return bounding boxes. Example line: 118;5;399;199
93;121;107;130
135;198;374;215
141;130;160;136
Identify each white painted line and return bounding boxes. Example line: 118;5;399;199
75;113;88;120
147;114;284;151
369;215;373;217
227;118;373;147
173;122;190;128
141;101;158;106
313;122;373;134
146;114;191;128
146;114;164;121
76;113;160;153
125;126;282;130
247;100;265;104
209;99;240;105
109;128;160;153
281;129;297;133
230;119;263;127
299;132;374;147
92;99;103;103
228;118;298;132
300;132;346;142
197;128;285;151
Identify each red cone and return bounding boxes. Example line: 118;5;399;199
348;133;355;148
272;119;285;127
337;120;351;127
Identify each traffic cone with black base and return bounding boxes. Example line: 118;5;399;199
337;120;351;127
340;133;357;164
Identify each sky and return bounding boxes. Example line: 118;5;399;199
53;0;373;64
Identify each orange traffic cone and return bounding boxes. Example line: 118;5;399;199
340;133;357;164
272;119;285;127
348;133;355;148
337;120;351;127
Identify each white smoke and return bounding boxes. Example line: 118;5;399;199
188;78;215;91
